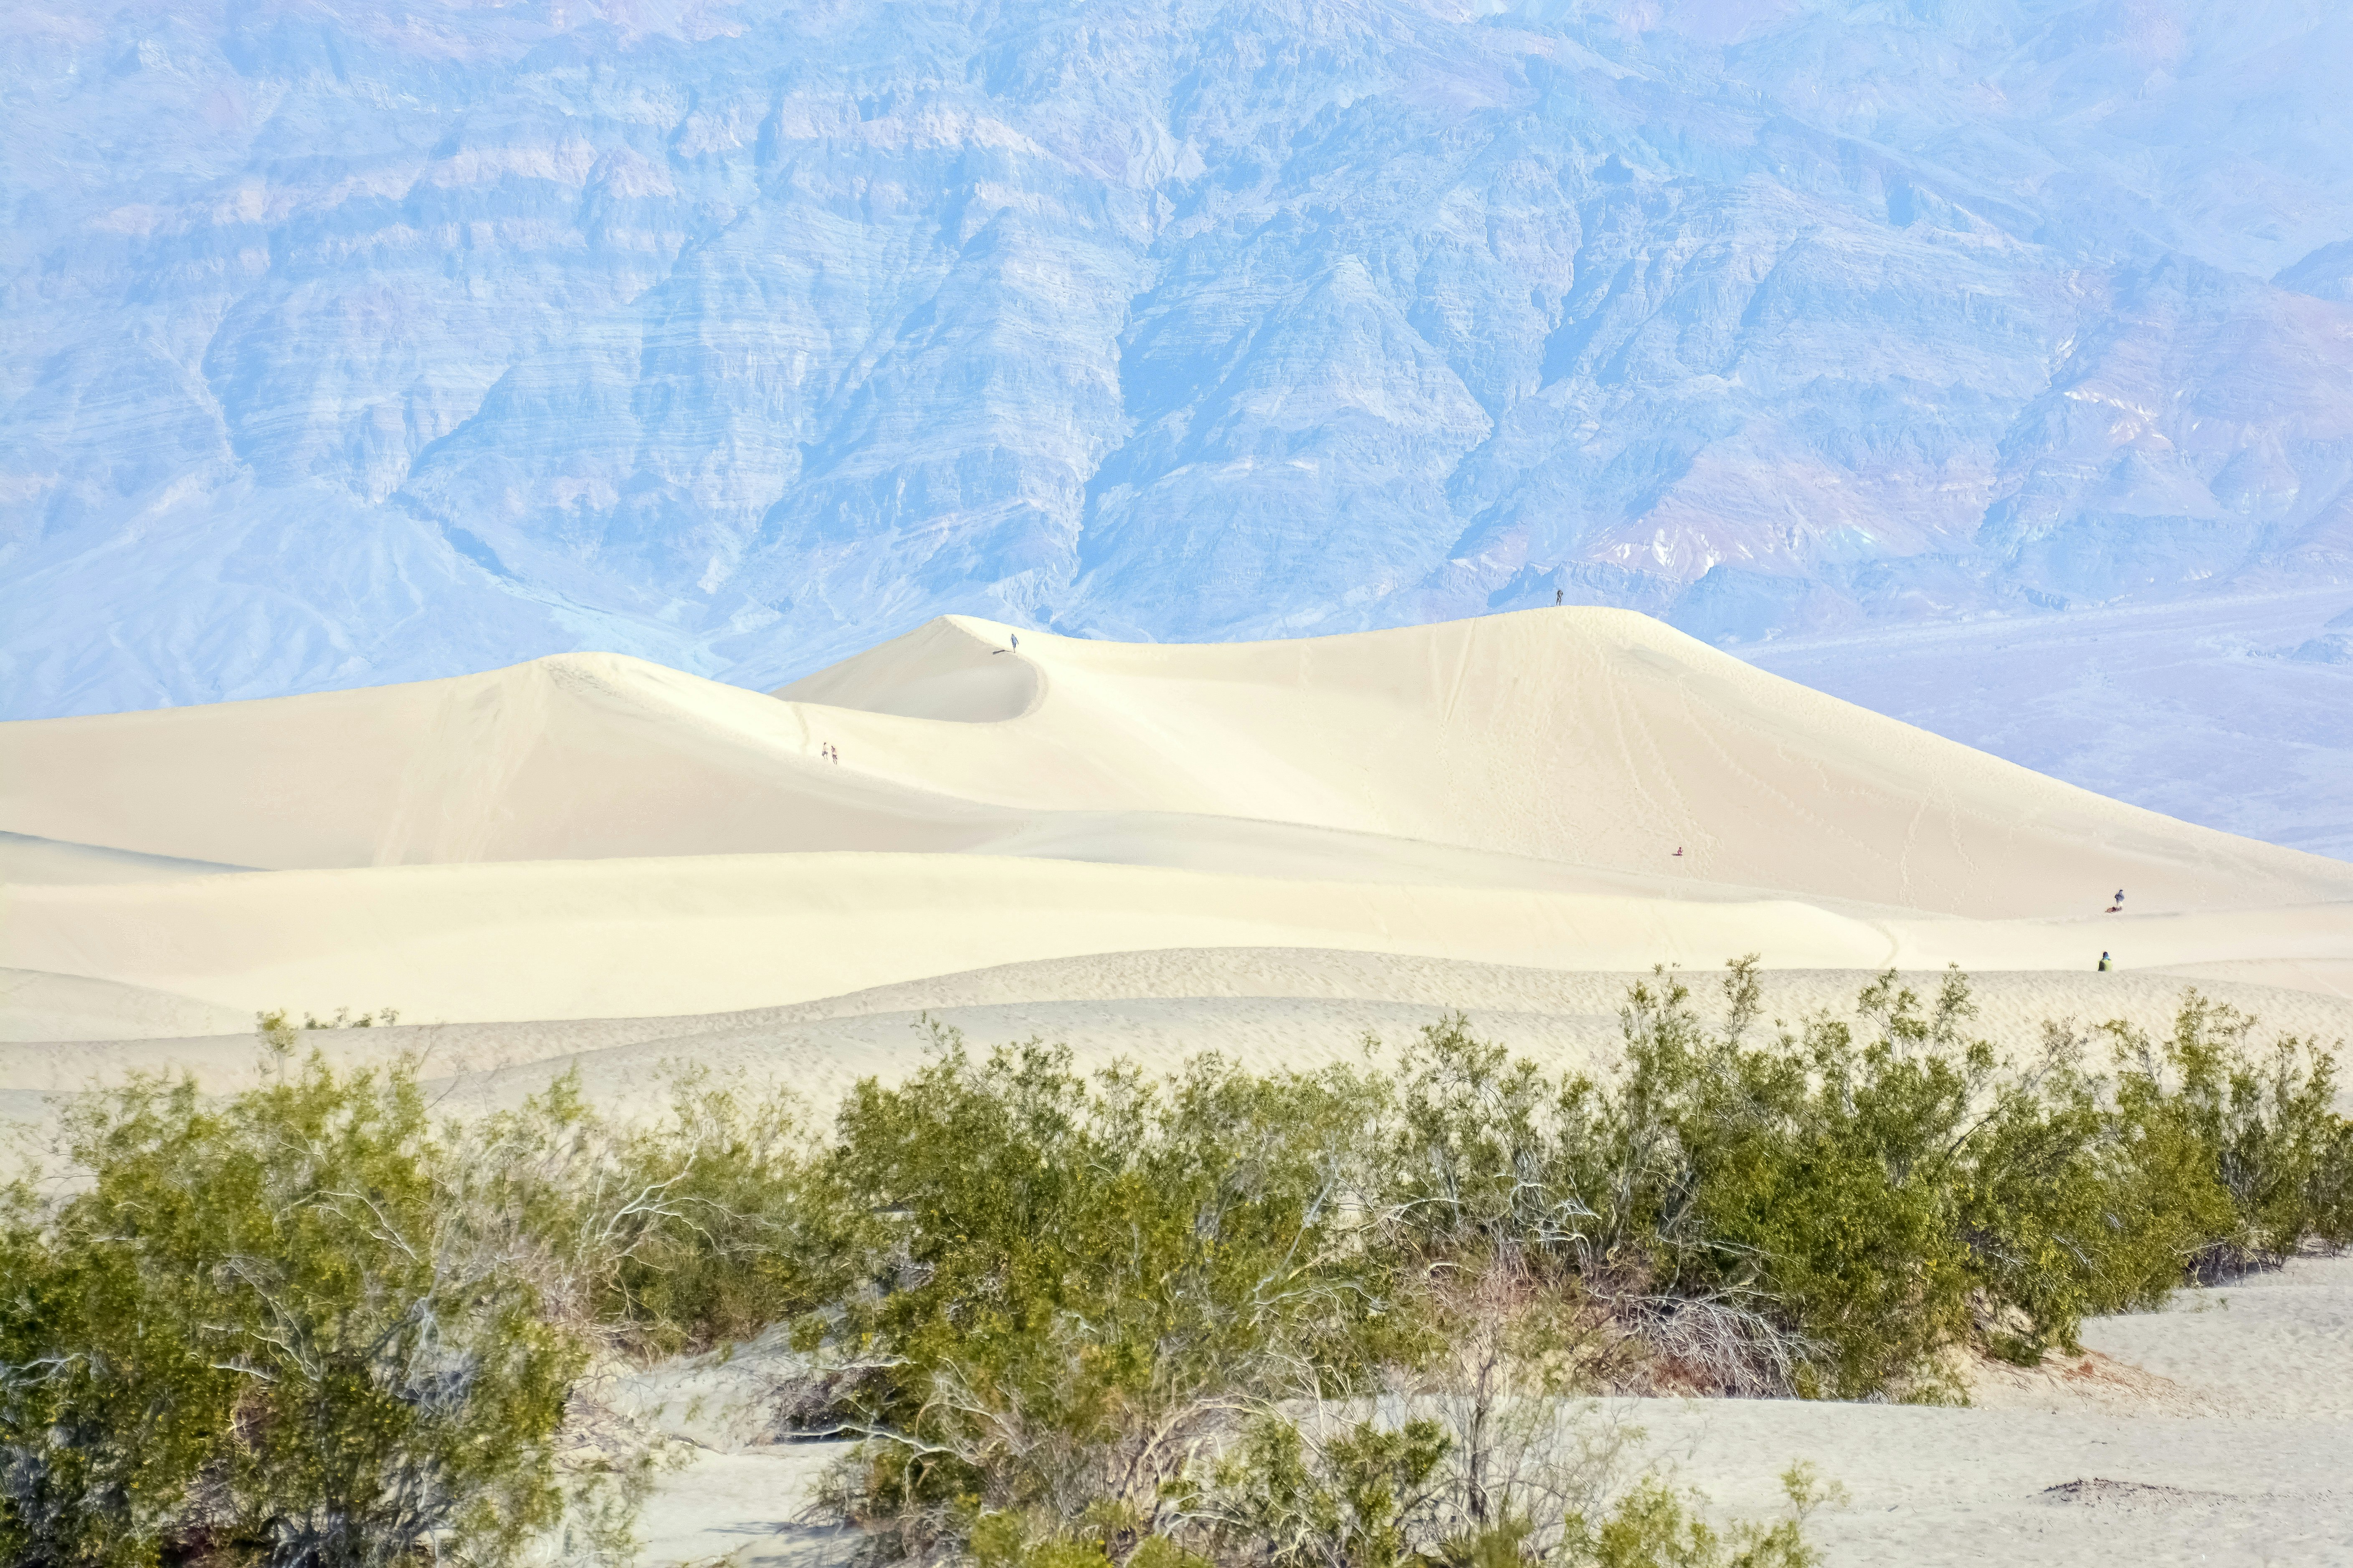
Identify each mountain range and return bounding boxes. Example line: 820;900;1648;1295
6;0;2352;728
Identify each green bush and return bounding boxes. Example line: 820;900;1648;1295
1198;1414;1830;1568
818;1029;1385;1559
1;1056;600;1568
2105;991;2353;1279
461;1068;854;1355
11;966;2344;1565
1608;966;1981;1397
0;1179;230;1568
1375;963;2352;1397
1207;1415;1455;1568
1559;1467;1831;1568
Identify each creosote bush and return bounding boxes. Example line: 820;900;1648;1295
0;1055;606;1568
808;967;2347;1565
461;1067;856;1355
816;1031;1390;1563
4;968;2344;1567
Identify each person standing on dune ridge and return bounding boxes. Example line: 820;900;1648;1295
2098;951;2112;972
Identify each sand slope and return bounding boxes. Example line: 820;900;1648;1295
16;951;2348;1116
4;609;2349;1035
8;603;2351;1568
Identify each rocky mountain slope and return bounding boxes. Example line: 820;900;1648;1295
6;0;2352;726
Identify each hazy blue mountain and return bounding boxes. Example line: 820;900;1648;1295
7;0;2353;724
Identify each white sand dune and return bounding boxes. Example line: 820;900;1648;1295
4;952;2347;1135
6;612;2352;1568
14;852;2350;1032
4;609;2348;1040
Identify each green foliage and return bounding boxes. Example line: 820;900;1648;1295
1608;965;1981;1396
462;1068;854;1355
1417;961;2353;1396
1560;1466;1834;1568
1208;1416;1454;1568
15;968;2345;1566
1197;1417;1830;1568
0;1179;232;1568
2105;991;2353;1279
1942;1019;2175;1360
822;1028;1384;1555
3;1055;593;1568
256;1008;398;1035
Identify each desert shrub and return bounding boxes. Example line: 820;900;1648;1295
1594;964;2351;1389
1558;1466;1832;1568
0;1055;600;1568
26;964;2344;1564
1205;1414;1455;1568
256;1008;399;1034
0;1179;233;1568
459;1068;858;1356
1386;1248;1637;1532
1370;969;1986;1397
2104;991;2353;1279
809;1024;1837;1567
1364;962;2352;1395
1197;1411;1826;1568
818;1030;1388;1562
1603;966;1981;1397
1944;1018;2191;1361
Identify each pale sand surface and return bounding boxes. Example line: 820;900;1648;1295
6;951;2349;1124
7;612;2353;1563
620;1259;2353;1568
8;861;2349;1037
5;610;2350;1038
0;967;256;1045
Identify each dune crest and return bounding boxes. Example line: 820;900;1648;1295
3;609;2348;1032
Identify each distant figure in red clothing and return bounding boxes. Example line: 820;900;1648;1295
1673;846;1683;857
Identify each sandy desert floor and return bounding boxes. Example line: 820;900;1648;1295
612;1252;2353;1568
7;947;2349;1129
5;608;2351;1563
8;944;2345;1565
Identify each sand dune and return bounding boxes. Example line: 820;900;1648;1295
3;609;2349;1039
6;951;2349;1137
8;614;2351;1568
8;852;2353;1035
